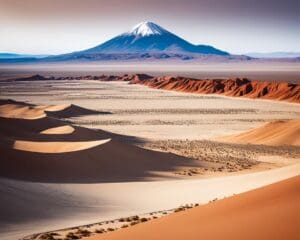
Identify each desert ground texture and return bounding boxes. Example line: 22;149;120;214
0;75;299;240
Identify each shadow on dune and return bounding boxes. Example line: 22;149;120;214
0;100;200;183
0;138;197;183
46;104;111;118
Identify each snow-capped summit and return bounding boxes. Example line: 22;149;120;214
127;21;168;36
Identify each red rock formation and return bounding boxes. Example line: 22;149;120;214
7;74;300;103
129;75;300;103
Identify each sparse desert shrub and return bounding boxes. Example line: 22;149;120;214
76;229;91;237
66;232;79;240
40;233;55;240
174;207;185;213
130;221;138;226
95;229;105;234
140;217;148;222
131;215;139;221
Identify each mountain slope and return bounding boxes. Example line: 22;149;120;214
44;21;230;61
81;22;229;55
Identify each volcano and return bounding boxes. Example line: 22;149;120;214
81;21;229;55
47;21;231;61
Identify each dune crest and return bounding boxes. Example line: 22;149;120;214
0;104;46;119
219;120;300;146
40;125;75;134
0;99;198;183
36;104;71;112
13;139;111;153
0;99;104;120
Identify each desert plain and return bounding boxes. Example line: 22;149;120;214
0;65;299;240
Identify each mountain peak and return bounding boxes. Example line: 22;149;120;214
127;21;168;36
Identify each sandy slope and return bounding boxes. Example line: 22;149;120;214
13;139;111;153
0;99;102;119
40;125;75;134
0;100;198;182
0;99;299;240
0;103;46;119
0;164;299;240
87;175;300;240
219;120;300;146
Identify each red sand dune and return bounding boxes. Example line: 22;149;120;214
219;120;300;146
87;175;300;240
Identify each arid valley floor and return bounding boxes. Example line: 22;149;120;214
0;71;299;240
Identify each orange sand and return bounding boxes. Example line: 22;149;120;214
40;125;75;134
87;175;300;240
13;139;111;153
219;120;300;146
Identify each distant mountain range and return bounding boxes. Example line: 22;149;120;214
246;52;300;58
0;53;49;59
1;22;299;62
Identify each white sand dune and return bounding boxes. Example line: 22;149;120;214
40;125;75;134
13;139;111;153
0;164;299;240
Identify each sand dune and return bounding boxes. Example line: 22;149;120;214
13;139;111;153
0;103;46;119
0;99;106;120
87;175;300;240
40;125;75;134
219;120;300;146
0;100;197;183
1;163;299;240
0;97;299;240
45;104;108;118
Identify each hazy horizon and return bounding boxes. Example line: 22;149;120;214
1;0;300;55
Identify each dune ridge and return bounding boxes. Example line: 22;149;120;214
0;99;198;183
13;139;111;153
5;74;300;103
87;175;300;240
219;120;300;146
40;125;75;134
